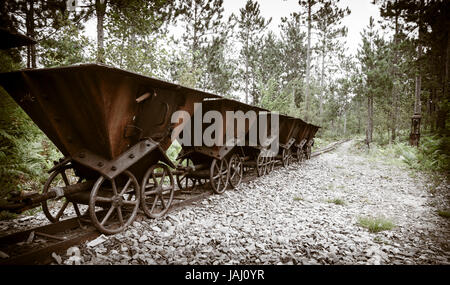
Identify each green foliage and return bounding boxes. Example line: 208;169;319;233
311;136;334;150
166;140;182;163
437;210;450;219
357;216;395;233
39;21;90;67
326;198;346;206
234;0;271;104
0;210;17;221
0;88;61;199
360;134;449;173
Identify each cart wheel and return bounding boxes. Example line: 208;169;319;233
42;167;87;223
282;148;293;167
266;155;275;173
228;154;243;189
256;153;266;177
141;163;175;219
305;145;312;160
176;158;197;190
89;170;140;235
210;159;229;194
265;156;271;174
296;147;304;163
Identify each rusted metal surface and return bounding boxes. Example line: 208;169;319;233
306;124;320;143
178;98;266;162
0;63;322;234
0;64;218;160
72;138;174;180
292;119;309;147
0;181;94;213
278;114;298;148
0;28;36;49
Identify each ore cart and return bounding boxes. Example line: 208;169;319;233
0;64;218;234
304;124;321;159
238;109;278;177
175;98;265;193
290;118;309;162
272;114;299;168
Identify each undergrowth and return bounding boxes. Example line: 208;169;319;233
0;89;61;200
357;216;395;233
438;210;450;218
326;198;346;205
353;134;449;173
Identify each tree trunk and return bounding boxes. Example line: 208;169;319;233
410;0;423;147
26;0;36;68
409;0;424;147
357;97;362;134
319;34;325;119
304;0;312;121
343;111;347;136
437;28;449;133
390;7;399;143
291;88;296;115
192;2;198;67
96;0;106;63
367;95;373;143
245;31;249;104
414;50;422;116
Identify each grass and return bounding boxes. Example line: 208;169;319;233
437;210;450;218
293;196;304;201
373;236;391;245
357;216;395;233
326;198;346;206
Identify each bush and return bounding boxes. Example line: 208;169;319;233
0;89;61;199
356;134;449;173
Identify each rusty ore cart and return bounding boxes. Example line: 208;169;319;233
175;98;267;193
290;118;310;162
0;64;221;234
303;124;320;159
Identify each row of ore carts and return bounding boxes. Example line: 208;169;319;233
0;64;319;235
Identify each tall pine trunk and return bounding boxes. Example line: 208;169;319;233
357;97;362;134
367;95;373;143
437;28;449;133
26;0;36;68
343;111;347;136
319;34;325;119
245;30;249;104
390;8;399;143
96;0;106;63
304;0;312;121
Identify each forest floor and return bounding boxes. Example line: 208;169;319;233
1;140;449;265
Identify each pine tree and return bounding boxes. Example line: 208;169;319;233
235;0;271;104
178;0;224;69
279;13;307;107
314;0;350;121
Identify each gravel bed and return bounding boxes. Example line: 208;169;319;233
2;140;449;265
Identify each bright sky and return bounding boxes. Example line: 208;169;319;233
221;0;381;55
85;0;381;56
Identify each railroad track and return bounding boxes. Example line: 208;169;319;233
0;139;349;265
